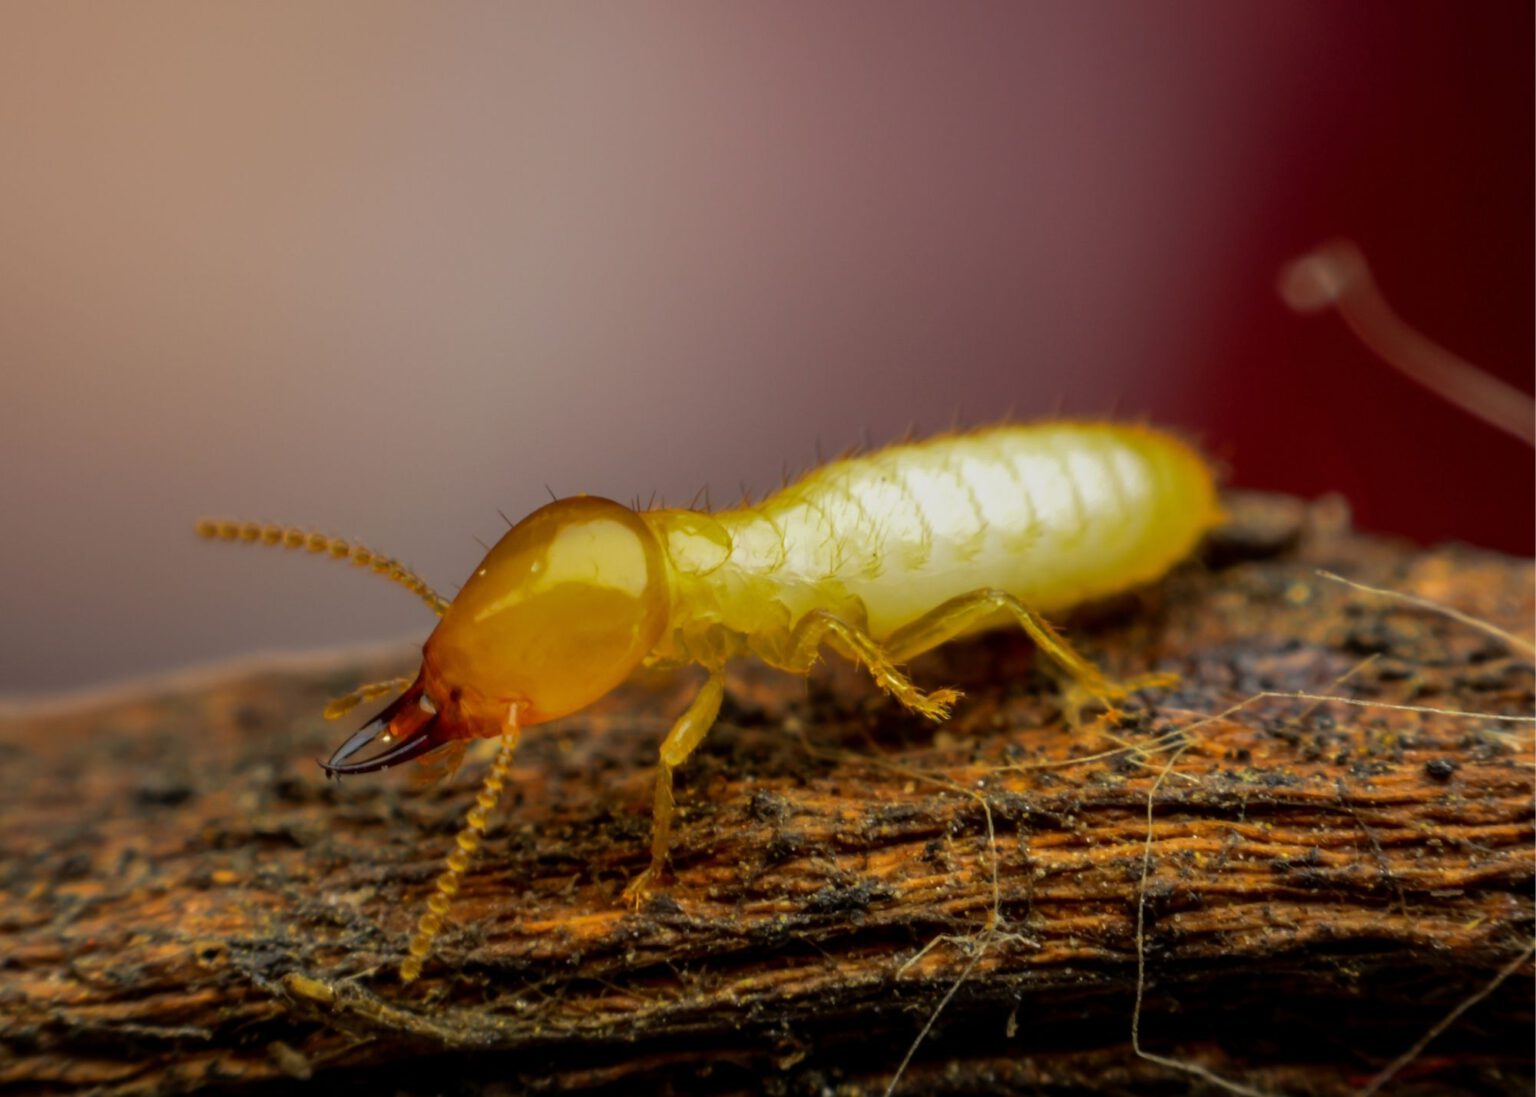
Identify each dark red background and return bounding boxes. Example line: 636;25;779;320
1193;4;1531;554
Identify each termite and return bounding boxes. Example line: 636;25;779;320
199;420;1222;982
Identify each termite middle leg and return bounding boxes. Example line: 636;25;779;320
882;589;1176;720
622;669;726;909
783;609;960;720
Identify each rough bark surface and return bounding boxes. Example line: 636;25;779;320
1;494;1532;1096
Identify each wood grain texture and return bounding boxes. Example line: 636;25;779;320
1;493;1531;1096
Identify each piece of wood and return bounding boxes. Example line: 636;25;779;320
2;494;1531;1095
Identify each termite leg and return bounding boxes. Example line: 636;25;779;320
399;708;522;985
783;609;961;720
881;588;1176;723
322;676;413;721
622;670;726;909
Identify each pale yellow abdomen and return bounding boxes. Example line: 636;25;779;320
715;423;1221;638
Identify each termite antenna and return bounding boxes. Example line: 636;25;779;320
400;720;521;985
1279;239;1535;446
195;520;449;616
323;676;412;721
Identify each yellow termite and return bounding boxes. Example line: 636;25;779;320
199;420;1221;982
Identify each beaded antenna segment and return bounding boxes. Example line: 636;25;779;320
195;520;449;615
400;725;520;984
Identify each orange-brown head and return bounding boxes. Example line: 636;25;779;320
324;496;671;775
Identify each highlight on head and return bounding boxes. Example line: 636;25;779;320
195;519;450;615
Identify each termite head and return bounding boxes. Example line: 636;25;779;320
323;496;671;775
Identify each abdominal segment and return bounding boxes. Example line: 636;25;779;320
715;423;1221;638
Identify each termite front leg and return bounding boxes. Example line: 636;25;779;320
622;670;726;909
784;609;960;721
882;588;1176;722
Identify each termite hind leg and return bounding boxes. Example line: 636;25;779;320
399;709;522;986
882;589;1176;725
784;609;961;721
622;670;726;910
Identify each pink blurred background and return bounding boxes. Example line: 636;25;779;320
2;3;1530;696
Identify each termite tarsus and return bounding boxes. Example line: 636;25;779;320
200;420;1221;982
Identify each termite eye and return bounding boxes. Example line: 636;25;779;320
450;688;463;702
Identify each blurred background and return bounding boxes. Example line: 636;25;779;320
2;2;1530;696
